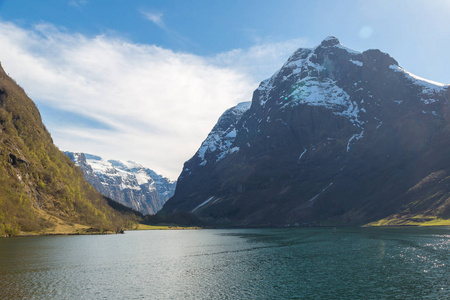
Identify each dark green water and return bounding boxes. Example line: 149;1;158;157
0;227;448;299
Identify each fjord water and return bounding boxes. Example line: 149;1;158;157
0;228;448;299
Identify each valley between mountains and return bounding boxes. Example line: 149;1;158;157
1;36;450;236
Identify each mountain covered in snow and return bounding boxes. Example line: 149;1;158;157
162;36;450;226
65;152;176;215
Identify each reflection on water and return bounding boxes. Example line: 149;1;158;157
0;227;449;299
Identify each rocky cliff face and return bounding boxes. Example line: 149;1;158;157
162;37;450;226
65;152;176;215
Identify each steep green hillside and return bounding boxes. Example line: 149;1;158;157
0;63;139;236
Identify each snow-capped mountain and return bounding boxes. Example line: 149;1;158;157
162;37;450;226
65;152;176;215
185;101;250;172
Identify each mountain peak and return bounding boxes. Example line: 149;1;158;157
65;151;176;215
163;37;450;227
320;36;340;47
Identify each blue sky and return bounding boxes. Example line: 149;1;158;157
0;0;449;179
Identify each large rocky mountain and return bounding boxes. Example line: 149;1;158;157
162;37;450;227
65;152;175;215
0;63;138;236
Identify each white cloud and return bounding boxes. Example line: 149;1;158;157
0;21;305;180
0;21;254;179
212;38;308;82
141;11;166;30
140;10;192;47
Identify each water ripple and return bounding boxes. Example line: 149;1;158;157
0;227;448;299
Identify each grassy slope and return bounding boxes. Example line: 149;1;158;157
0;63;139;236
135;224;201;230
365;170;450;227
366;215;450;227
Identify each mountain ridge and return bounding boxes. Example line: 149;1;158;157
162;37;450;227
65;151;176;215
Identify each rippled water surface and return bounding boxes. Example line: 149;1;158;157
0;227;449;299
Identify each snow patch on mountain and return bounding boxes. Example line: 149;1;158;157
257;38;366;127
347;130;364;152
196;101;250;165
389;64;448;104
285;77;350;107
309;182;334;206
389;65;446;88
298;148;308;162
350;59;363;67
191;196;215;213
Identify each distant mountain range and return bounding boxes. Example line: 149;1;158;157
65;152;176;215
0;63;137;236
162;37;450;227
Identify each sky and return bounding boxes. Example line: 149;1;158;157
0;0;449;180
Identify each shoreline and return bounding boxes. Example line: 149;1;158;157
133;224;202;231
3;221;450;238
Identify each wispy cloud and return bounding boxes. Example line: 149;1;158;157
140;9;193;48
141;11;167;30
212;38;308;82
